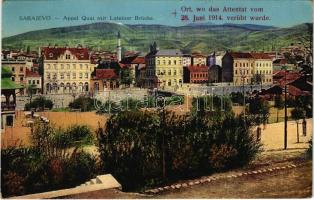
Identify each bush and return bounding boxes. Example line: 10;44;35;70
97;110;261;191
69;96;95;112
2;171;25;197
209;144;238;170
307;138;312;160
24;96;53;111
1;123;97;197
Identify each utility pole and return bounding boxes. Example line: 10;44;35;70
240;68;246;125
283;66;288;150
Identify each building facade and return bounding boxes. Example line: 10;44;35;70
90;69;119;95
42;46;94;94
184;65;208;84
145;48;183;89
250;53;273;85
182;54;191;67
25;69;42;95
1;60;29;95
192;53;207;66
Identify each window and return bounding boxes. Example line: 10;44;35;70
54;64;57;69
6;116;13;126
60;73;64;79
47;73;51;79
53;73;57;79
235;70;237;75
163;60;165;65
67;73;70;79
85;73;88;79
12;67;15;72
79;73;83;79
67;64;70;69
85;64;88;69
174;60;176;65
73;64;76;69
73;73;76;79
37;80;39;84
12;77;15;81
157;60;160;65
235;63;237;67
28;80;32;84
20;67;23;72
32;80;35;84
168;70;171;75
174;70;177;75
61;64;64;69
20;77;23;81
168;60;171;65
49;53;53;58
66;54;70;59
80;64;83;70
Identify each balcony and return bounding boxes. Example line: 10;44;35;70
1;103;16;111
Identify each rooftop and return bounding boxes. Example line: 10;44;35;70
42;46;89;60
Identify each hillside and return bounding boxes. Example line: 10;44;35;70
2;22;312;54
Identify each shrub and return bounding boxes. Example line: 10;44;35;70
97;110;261;191
63;151;98;187
307;138;312;160
1;123;97;197
2;171;25;197
24;96;53;111
69;96;95;112
209;144;238;170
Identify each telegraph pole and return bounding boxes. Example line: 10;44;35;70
283;66;288;150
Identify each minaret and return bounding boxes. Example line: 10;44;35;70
117;31;122;62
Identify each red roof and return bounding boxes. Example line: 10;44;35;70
250;53;271;59
131;56;145;64
42;47;89;60
95;69;118;79
230;52;253;59
188;65;208;72
25;69;40;77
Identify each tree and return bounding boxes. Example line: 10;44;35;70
120;68;133;87
291;107;305;143
248;97;270;128
274;95;284;122
27;84;36;104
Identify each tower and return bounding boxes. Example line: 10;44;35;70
117;31;122;62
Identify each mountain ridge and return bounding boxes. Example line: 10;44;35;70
3;22;312;54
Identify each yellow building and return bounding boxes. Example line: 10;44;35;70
222;52;273;86
251;53;273;85
230;52;254;86
42;46;94;94
145;49;183;89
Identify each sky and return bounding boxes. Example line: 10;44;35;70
2;0;313;37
